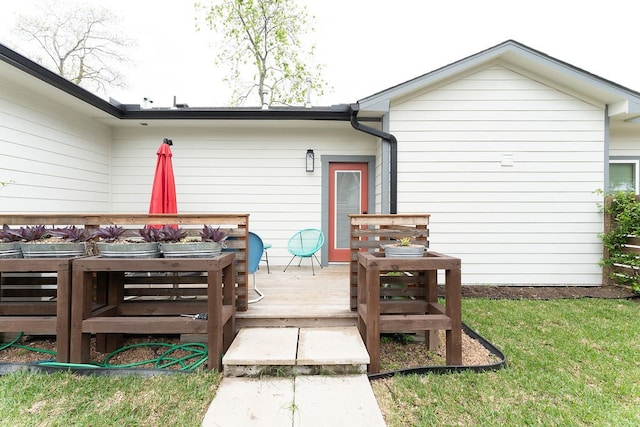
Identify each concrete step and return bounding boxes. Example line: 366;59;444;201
235;314;357;329
202;375;386;427
223;326;370;377
235;306;357;329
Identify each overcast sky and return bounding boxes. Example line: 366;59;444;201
1;0;639;108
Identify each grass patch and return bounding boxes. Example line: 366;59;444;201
372;298;640;426
0;298;637;425
0;370;220;426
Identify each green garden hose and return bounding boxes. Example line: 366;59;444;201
1;334;208;372
0;332;56;356
100;342;208;371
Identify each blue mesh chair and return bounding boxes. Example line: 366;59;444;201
283;228;325;275
248;232;265;303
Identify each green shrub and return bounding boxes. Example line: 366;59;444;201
600;191;640;293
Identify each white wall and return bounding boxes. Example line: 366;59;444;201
0;80;111;213
610;126;640;157
390;65;605;285
110;121;377;264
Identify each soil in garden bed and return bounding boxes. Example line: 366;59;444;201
452;283;638;300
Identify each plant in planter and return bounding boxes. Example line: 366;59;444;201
92;225;126;243
200;225;228;244
160;224;228;258
92;225;160;258
157;225;187;243
48;225;92;257
7;225;89;258
381;237;426;258
0;224;24;258
136;226;165;243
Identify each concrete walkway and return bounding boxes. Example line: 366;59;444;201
202;327;386;426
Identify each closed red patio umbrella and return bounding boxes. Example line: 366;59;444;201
149;138;177;220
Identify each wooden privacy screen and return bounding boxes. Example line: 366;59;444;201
602;195;640;288
0;213;251;311
349;214;430;311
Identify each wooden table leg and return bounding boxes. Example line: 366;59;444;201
366;265;381;374
425;269;439;351
70;270;92;363
356;260;366;340
445;268;462;365
207;269;223;372
96;272;123;353
55;265;71;362
222;263;235;353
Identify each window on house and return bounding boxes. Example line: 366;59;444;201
609;160;639;194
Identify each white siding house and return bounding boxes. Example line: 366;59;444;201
0;58;112;212
109;122;378;256
2;40;640;286
389;66;605;285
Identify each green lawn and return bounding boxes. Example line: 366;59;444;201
372;298;640;426
0;298;638;426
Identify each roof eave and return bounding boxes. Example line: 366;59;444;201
119;105;353;121
0;43;122;117
358;39;640;117
0;43;353;122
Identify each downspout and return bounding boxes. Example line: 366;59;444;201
349;104;398;214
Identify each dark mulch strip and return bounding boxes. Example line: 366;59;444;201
441;284;638;301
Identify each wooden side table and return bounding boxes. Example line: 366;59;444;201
70;253;235;371
357;251;462;373
0;258;72;362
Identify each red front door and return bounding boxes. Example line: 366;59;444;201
328;163;368;262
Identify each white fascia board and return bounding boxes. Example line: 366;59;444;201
357;99;389;116
358;47;502;110
609;99;640;119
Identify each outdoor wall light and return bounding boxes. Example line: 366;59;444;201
306;149;315;172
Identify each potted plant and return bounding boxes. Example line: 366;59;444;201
92;225;161;258
0;224;23;258
381;237;426;258
7;225;89;258
160;224;228;258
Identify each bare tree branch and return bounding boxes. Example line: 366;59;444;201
11;0;133;95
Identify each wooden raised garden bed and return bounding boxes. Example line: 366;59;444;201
0;214;249;368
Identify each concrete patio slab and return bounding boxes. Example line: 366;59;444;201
223;327;299;376
202;375;387;427
293;375;386;427
297;326;369;365
202;377;294;426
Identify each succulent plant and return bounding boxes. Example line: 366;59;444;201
398;237;412;246
136;226;163;242
0;224;23;242
91;225;126;243
6;225;51;242
158;225;187;243
51;226;90;242
199;225;228;243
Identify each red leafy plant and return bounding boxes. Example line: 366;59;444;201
136;225;187;243
5;225;51;242
136;226;163;242
91;225;126;243
0;224;24;242
50;226;90;242
200;225;228;243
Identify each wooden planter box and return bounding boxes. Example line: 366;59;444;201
0;258;72;362
357;251;462;374
70;254;236;371
349;214;430;311
0;214;251;311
